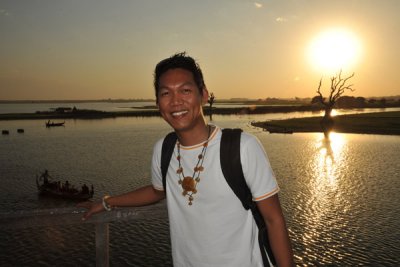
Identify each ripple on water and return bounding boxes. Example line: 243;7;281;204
109;217;172;266
0;214;171;267
1;119;400;266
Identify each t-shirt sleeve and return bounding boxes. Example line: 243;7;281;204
240;133;279;201
151;138;164;191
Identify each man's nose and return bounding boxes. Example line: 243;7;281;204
171;92;183;105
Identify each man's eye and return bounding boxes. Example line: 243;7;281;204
160;91;169;97
182;88;191;94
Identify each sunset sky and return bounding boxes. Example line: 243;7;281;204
0;0;399;100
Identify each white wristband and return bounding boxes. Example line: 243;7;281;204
102;195;112;211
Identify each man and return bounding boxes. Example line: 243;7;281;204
79;52;294;266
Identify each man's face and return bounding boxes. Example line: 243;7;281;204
157;68;208;133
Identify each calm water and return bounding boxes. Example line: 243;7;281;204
0;110;399;266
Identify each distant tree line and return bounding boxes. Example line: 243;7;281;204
311;95;400;108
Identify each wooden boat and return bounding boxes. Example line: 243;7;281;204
45;121;65;127
36;174;94;201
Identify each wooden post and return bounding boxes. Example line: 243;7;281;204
96;222;110;267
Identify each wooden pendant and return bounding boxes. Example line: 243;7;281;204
181;176;197;196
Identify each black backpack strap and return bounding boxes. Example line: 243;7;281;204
161;131;178;192
220;128;276;267
220;129;253;209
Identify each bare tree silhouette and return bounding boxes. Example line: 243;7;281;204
316;70;355;136
208;92;215;121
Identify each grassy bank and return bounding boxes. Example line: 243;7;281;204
251;111;400;135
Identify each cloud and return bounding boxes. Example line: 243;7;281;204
254;2;263;8
276;15;298;23
276;17;288;23
0;9;10;16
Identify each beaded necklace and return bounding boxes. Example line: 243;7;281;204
176;125;211;205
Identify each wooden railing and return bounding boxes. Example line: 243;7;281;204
0;201;168;267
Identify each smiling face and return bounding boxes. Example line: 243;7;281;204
157;68;209;140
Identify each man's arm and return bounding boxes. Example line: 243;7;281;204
256;194;294;267
78;185;165;220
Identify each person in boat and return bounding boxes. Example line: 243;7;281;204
78;53;294;266
62;180;70;192
81;184;89;194
42;170;49;184
38;170;60;191
39;169;52;185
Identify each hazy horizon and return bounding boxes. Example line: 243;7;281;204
1;1;399;100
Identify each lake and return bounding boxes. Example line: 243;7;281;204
0;108;399;266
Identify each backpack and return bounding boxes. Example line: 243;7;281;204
161;128;276;267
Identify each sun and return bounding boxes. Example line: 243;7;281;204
307;28;362;74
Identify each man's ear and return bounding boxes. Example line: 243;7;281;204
202;87;209;105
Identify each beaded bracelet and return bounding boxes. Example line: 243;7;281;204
102;195;112;211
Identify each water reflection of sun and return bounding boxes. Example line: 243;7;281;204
315;132;346;185
303;132;348;246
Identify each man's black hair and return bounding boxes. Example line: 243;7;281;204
154;52;206;101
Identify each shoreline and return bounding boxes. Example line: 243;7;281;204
1;104;398;121
0;105;326;121
251;111;400;136
1;105;400;136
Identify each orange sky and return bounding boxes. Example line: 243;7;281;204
0;0;399;100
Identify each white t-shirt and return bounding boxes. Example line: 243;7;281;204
151;126;279;267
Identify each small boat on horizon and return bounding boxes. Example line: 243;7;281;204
45;120;65;127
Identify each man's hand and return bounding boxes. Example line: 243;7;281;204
77;201;105;221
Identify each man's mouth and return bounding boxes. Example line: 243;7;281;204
171;110;188;117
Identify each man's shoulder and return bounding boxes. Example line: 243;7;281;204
153;135;169;153
218;127;259;144
224;129;258;144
